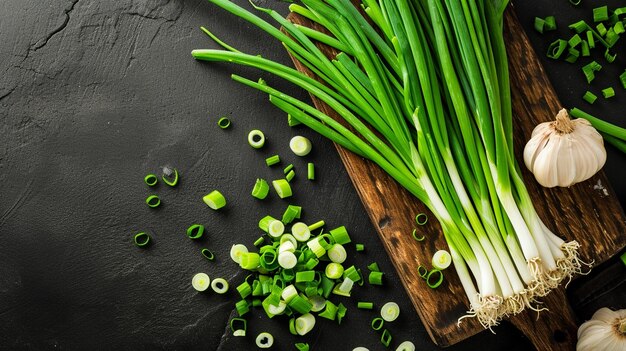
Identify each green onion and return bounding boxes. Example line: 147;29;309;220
288;295;312;314
201;248;215;261
547;39;568;59
308;220;324;231
325;262;344;279
230;244;248;264
602;87;615;98
396;341;416;351
597;23;608;36
133;232;151;247
319;300;338;320
144;174;158;186
255;332;274;348
286;169;296;182
307;162;315;180
295;342;309;351
414;213;428;225
411;229;425;241
328;244;347;263
186;224;205;239
593;6;609;23
355;243;365;252
295;313;316;335
291;222;311;242
203;190;226;210
265;154;280;166
288;113;302;127
583;91;598;104
371;317;384;331
432;250;452;270
272;179;292;198
367;262;380;272
248;129;265;149
620;70;626;89
296;270;316;282
239;252;261;270
268;220;285;238
283;163;294;174
251;178;270;200
357;301;374;310
417;265;428;279
211;278;229;294
380;302;400;322
329;226;351;244
604;49;617;63
569;0;581;6
621;252;626;267
426;269;444;289
290;135;312;156
258;215;277;233
381;329;393;347
236;281;252;298
568;34;582;48
217;117;231;129
161;167;179;187
336;303;347;324
368;271;384;286
581;61;602;83
192;273;210;292
281;205;301;224
145;195;160;208
230;317;247;336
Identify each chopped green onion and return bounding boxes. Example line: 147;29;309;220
283;163;294;174
252;178;270;200
286;169;296;182
308;295;326;312
568;34;582;48
371;317;384;331
593;6;609;23
432;250;452;270
296;270;315;282
352;348;369;351
161;167;179;187
565;47;580;63
211;278;229;294
583;91;598;104
278;241;295;253
306;237;326;258
265;154;280;166
581;41;590;57
295;342;309;351
256;332;274;348
307;162;315;180
547;39;568;59
605;49;617;63
415;213;428;225
133;232;151;247
305;257;319;270
288;317;298;335
289;295;312;314
186;224;205;239
357;302;374;310
281;205;301;224
236;281;252;298
230;244;248;264
597;23;607;36
369;271;384;286
569;0;581;6
278;251;297;269
426;269;444;289
281;284;298;303
235;300;250;316
319;300;338;320
192;273;210;292
272;179;292;198
253;236;265;247
289;135;312;156
239;252;260;270
288;113;301;127
381;329;392;347
544;16;556;31
336;303;347;324
268;220;285;238
144;174;158;186
569;20;588;33
201;248;215;261
355;243;364;252
615;21;625;35
412;229;425;241
280;234;298;248
258;215;277;233
368;262;381;272
582;61;602;83
343;265;361;283
621;252;626;267
380;302;400;322
417;265;428;279
602;87;615;98
333;277;354;297
620;70;626;89
248;129;265;149
260;250;279;270
295;313;316;335
146;195;160;208
217;117;231;129
230;317;247;337
325;263;344;279
587;30;595;48
203;190;226;210
328;244;347;263
308;220;324;232
329;226;351;245
396;341;416;351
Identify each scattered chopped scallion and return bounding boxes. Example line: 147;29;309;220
272;179;292;198
417;265;428;279
432;250;452;270
236;300;250;316
426;269;444;289
286;169;296;182
583;91;598;104
602;87;615;98
307;162;315;180
230;244;248;264
265;154;280;166
278;251;298;269
325;263;344;279
256;332;274;349
289;135;312;156
396;341;416;351
211;278;229;294
186;224;205;239
230;317;247;337
283;163;294;174
381;302;400;322
192;273;210;292
415;213;428;225
412;229;425;241
295;313;316;335
593;6;609;23
146;195;161;208
203;190;226;210
371;317;384;331
281;205;301;224
355;243;365;252
295;342;309;351
367;262;381;272
133;232;151;247
248;129;265;149
357;302;374;310
369;271;384;286
268;220;285;238
201;248;215;261
217;117;231;129
328;244;347;263
144;174;158;186
161;167;179;187
381;329;393;347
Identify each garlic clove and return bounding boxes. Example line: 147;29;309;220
556;134;578;187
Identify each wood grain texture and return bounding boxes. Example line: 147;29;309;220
286;4;626;349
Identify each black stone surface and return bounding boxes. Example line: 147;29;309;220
0;1;623;350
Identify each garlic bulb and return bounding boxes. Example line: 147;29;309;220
524;108;606;187
577;307;626;351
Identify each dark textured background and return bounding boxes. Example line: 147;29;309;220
0;0;624;350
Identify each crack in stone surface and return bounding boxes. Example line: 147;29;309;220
29;0;80;54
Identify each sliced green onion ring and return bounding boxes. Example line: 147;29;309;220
381;329;393;347
432;250;452;270
415;213;428;225
412;229;425;241
381;302;400;322
230;317;247;337
295;342;309;351
203;190;226;210
186;224;205;239
327;244;347;263
353;348;369;351
292;222;311;242
217;117;231;129
248;129;265;149
289;135;312;156
265;154;280;166
192;273;210;292
278;251;297;269
268;220;285;238
308;295;326;312
396;341;416;351
295;313;316;335
160;167;179;187
252;178;270;200
369;271;384;285
144;174;158;186
230;244;248;264
307;162;315;180
146;195;161;208
134;232;151;247
325;262;344;279
417;264;428;279
211;278;229;294
426;269;444;289
371;317;384;331
337;303;347;324
255;332;274;349
272;179;292;198
281;205;301;224
201;248;215;261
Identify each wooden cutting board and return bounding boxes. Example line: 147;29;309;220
286;4;626;350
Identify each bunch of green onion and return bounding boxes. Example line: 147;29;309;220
192;0;585;328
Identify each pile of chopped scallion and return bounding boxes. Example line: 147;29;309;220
192;0;590;329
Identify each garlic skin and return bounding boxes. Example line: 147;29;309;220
577;307;626;351
524;109;606;188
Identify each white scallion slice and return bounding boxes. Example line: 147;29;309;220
281;284;298;303
337;277;354;294
327;244;347;263
295;313;316;335
233;330;246;337
396;341;415;351
291;222;311;242
278;251;297;269
192;273;210;292
230;244;248;264
381;302;400;322
353;348;370;351
255;332;274;349
268;300;287;315
280;233;298;247
289;135;312;156
210;278;229;294
432;249;452;270
268;220;285;238
309;295;327;312
278;241;296;253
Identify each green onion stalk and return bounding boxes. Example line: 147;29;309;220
192;0;584;328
